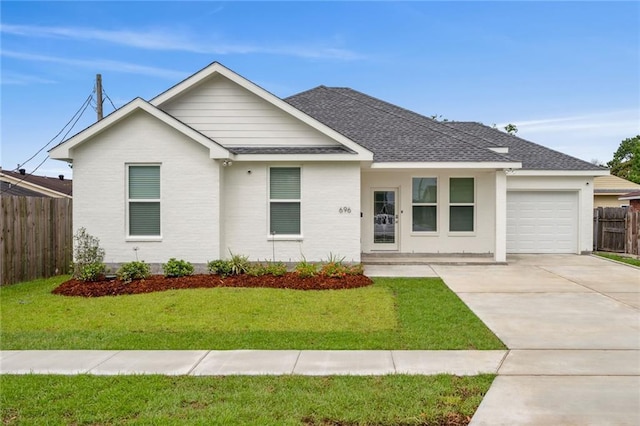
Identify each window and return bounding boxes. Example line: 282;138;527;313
449;177;474;232
128;165;160;237
269;167;300;235
412;177;437;232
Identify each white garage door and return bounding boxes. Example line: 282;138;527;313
507;191;578;253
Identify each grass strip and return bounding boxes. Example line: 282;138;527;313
0;374;494;425
1;276;504;350
595;252;640;267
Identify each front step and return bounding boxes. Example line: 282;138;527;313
361;253;504;266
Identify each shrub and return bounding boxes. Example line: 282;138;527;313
321;261;348;278
321;253;348;278
347;263;365;276
295;259;318;278
229;252;250;276
117;261;151;283
208;259;233;277
72;227;106;282
163;258;194;277
264;261;287;276
248;261;288;277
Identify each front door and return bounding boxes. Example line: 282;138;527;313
372;189;398;250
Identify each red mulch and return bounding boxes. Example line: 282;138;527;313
52;273;373;297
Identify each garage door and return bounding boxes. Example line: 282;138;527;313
507;191;578;253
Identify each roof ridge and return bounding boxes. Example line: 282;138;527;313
324;88;514;162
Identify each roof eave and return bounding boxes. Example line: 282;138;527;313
369;161;522;170
232;153;372;162
509;169;610;177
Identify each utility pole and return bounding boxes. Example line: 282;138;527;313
96;74;103;121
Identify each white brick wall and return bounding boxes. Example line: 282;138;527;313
222;162;361;262
72;110;221;264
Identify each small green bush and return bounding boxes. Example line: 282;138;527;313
321;262;348;278
247;261;287;277
347;263;365;276
229;252;250;276
208;259;233;277
117;261;151;283
264;261;287;276
295;259;318;278
163;258;194;278
321;253;348;278
77;262;106;282
72;227;106;282
246;263;267;277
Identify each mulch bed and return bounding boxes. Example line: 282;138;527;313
52;273;373;297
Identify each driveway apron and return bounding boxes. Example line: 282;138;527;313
434;254;640;425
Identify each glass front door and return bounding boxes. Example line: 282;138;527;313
373;189;398;250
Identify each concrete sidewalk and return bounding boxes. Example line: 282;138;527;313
0;349;507;376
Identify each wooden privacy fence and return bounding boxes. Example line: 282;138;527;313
1;196;72;285
593;207;640;255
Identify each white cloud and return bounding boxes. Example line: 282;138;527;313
1;50;187;80
0;23;365;60
502;109;640;163
1;72;57;85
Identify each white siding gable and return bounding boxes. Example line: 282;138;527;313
161;74;341;147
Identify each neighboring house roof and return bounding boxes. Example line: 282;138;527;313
0;181;53;197
594;175;640;195
286;86;605;172
0;169;72;197
619;190;640;201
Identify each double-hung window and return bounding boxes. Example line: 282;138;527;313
449;177;474;232
128;165;161;237
269;167;301;236
412;177;437;232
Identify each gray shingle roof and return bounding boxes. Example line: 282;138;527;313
286;86;604;170
0;181;52;197
1;170;73;196
443;121;604;171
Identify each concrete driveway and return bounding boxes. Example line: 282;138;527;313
433;254;640;425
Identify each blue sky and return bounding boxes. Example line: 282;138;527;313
2;1;639;178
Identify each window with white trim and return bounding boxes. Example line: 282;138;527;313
412;177;437;232
269;167;301;235
128;165;161;237
449;177;474;232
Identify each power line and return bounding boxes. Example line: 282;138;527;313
103;89;118;112
2;90;94;195
12;92;93;172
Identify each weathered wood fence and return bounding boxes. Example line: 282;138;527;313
593;207;640;255
1;196;72;285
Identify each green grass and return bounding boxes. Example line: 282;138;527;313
0;374;495;425
0;276;505;350
595;252;640;267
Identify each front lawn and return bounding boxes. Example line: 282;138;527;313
0;276;504;350
0;374;495;425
